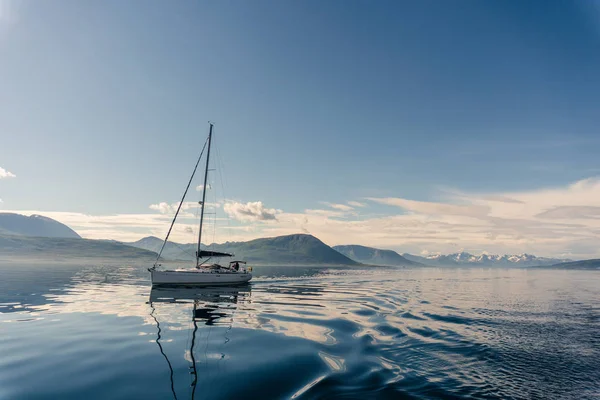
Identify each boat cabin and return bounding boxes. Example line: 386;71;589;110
200;260;249;273
228;260;247;271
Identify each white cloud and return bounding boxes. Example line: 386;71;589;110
536;206;600;220
347;201;367;208
0;167;16;179
304;208;348;218
321;202;354;212
331;204;354;211
148;201;220;215
148;201;198;215
149;202;175;214
368;197;489;217
223;201;280;222
196;184;211;191
480;195;524;204
357;177;600;258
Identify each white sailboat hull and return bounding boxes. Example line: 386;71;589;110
150;269;252;286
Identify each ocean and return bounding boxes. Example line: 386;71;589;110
0;263;598;399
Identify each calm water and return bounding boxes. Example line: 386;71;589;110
0;263;598;400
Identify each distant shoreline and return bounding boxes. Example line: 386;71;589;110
0;255;597;270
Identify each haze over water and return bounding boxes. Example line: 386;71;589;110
0;263;598;400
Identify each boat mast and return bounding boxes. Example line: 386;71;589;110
190;302;199;399
196;123;213;266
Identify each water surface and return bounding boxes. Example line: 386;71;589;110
0;263;598;399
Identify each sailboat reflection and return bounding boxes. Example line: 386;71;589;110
148;285;251;400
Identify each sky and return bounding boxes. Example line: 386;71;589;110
1;0;600;258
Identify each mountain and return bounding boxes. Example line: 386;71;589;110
129;236;168;253
402;252;569;267
127;236;196;260
126;234;359;265
0;213;81;239
333;245;422;266
0;234;159;261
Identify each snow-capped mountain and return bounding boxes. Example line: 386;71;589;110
402;252;570;267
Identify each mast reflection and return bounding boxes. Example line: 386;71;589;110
148;285;251;400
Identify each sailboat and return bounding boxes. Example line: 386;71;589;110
149;123;252;286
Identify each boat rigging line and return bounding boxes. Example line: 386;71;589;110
152;135;210;268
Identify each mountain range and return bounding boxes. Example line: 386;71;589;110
0;212;596;268
401;251;569;267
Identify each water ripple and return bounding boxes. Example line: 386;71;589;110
0;264;598;399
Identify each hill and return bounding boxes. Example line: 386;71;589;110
126;233;359;265
333;245;422;266
0;213;81;239
0;234;159;262
129;235;169;253
127;236;196;260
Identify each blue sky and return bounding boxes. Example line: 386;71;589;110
1;1;600;257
